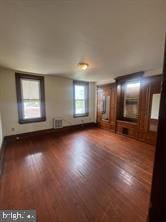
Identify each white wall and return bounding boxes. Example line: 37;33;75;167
150;93;161;119
0;112;3;147
0;67;96;136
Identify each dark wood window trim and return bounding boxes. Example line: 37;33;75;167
73;80;89;118
116;72;143;123
15;73;46;124
115;71;144;82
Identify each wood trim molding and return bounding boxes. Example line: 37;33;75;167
15;73;46;124
5;122;97;143
115;71;144;83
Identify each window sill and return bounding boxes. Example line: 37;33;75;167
117;120;137;126
19;117;46;124
73;113;89;118
120;117;138;123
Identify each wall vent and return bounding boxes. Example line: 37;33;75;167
122;127;129;135
53;119;63;129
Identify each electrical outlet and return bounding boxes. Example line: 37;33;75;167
11;128;15;132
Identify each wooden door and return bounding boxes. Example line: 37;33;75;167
148;38;166;221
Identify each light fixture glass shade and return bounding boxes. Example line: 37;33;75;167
78;63;89;70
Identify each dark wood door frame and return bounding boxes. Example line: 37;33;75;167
148;37;166;221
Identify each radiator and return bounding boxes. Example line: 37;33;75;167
53;118;63;129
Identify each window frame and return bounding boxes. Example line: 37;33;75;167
15;73;46;124
116;72;143;123
122;79;141;122
73;80;89;118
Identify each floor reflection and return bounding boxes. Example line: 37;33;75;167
119;169;134;186
25;152;43;167
69;139;88;172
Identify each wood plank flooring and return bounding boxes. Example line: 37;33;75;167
0;128;155;222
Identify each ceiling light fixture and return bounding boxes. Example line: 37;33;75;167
78;63;89;70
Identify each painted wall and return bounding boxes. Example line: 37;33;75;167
0;112;3;147
0;67;96;136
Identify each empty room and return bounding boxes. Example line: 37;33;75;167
0;1;166;222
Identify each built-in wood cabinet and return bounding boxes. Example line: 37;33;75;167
138;75;162;144
97;74;162;145
97;83;117;132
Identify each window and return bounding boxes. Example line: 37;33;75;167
15;73;46;124
116;72;143;122
123;80;140;121
73;80;89;117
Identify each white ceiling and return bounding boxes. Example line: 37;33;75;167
0;0;165;83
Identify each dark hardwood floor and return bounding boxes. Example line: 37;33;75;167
0;128;155;222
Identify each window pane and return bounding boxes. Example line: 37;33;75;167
16;73;46;123
21;79;41;119
124;82;140;119
23;100;41;119
75;85;85;100
75;100;85;114
73;81;89;117
21;79;40;99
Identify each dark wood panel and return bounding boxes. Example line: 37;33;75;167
116;120;138;139
138;78;151;132
97;83;117;132
139;76;162;144
0;128;154;222
97;75;162;145
148;38;166;222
